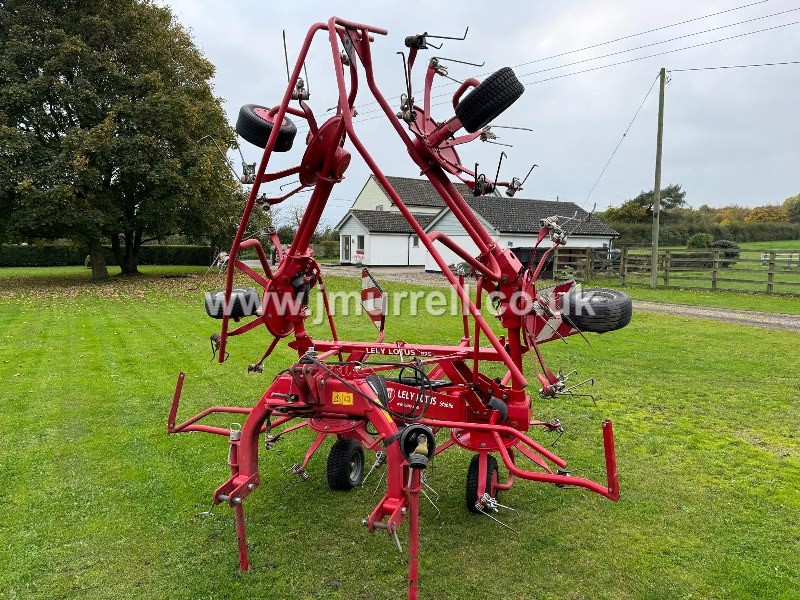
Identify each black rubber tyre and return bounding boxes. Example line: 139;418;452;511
327;438;365;491
466;454;498;513
236;104;296;151
565;287;632;333
455;67;525;133
204;287;260;319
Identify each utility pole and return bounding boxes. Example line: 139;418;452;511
650;67;666;289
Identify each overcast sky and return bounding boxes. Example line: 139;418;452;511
161;0;799;226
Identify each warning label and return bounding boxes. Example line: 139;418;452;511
332;391;354;406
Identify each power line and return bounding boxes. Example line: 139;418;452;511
515;7;800;79
314;0;775;118
297;19;799;134
300;6;799;128
487;0;774;72
518;19;799;85
582;73;660;208
669;60;800;71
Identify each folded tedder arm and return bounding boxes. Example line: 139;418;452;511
167;16;631;600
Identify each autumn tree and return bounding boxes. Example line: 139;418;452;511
0;0;239;279
744;206;789;223
784;193;800;223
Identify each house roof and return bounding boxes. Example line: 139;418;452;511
340;176;618;238
454;197;619;237
372;176;616;237
347;210;436;234
371;174;474;208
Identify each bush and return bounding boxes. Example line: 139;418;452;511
606;220;800;246
313;241;339;259
710;240;740;268
687;233;713;249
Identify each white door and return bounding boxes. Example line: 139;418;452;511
342;235;351;262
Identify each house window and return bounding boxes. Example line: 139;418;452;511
376;205;383;211
412;235;419;248
357;235;365;252
507;241;514;248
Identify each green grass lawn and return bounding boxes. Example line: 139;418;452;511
0;268;799;599
738;240;800;250
588;277;800;313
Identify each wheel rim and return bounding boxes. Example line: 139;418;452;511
349;452;363;484
252;107;287;126
578;290;615;304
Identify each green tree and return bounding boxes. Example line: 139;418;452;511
604;184;687;224
783;193;800;223
0;0;239;279
630;183;687;212
687;233;713;248
604;199;649;223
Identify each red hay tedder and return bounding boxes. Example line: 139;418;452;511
167;17;632;599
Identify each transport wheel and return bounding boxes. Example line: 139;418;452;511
466;454;498;513
204;287;260;319
327;438;365;491
236;104;297;151
455;67;525;133
565;287;632;333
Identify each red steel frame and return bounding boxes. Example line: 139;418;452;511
167;17;619;599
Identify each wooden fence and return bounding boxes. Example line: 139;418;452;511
555;247;800;295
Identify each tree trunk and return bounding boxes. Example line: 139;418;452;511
119;230;140;275
88;238;109;281
111;234;123;268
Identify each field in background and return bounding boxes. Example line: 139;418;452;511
738;240;800;250
0;268;798;599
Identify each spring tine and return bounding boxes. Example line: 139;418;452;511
391;524;403;553
551;428;565;447
478;508;519;533
492;500;519;515
420;486;441;519
422;478;440;501
564;377;594;393
431;55;484;67
427;27;470;41
559;391;597;405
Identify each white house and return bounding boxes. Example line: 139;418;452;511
422;196;619;272
335;210;435;266
335;175;618;269
335;175;466;266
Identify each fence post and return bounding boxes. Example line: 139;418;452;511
664;250;671;286
620;248;627;286
711;250;720;291
585;247;592;281
552;247;559;279
767;251;776;293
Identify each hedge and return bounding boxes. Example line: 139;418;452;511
0;244;213;267
609;222;800;246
